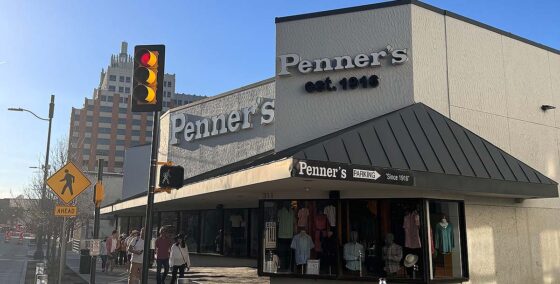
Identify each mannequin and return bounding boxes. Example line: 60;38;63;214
382;233;402;275
290;229;314;272
343;231;364;272
277;203;295;270
435;216;454;254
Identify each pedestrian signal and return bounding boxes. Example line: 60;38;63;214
158;165;184;189
131;44;165;112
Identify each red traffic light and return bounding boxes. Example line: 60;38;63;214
137;49;157;67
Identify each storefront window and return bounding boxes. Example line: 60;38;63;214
180;211;200;253
129;216;142;232
428;200;466;279
261;200;338;276
249;209;259;257
118;216;130;235
341;199;424;280
224;209;248;257
261;199;467;282
200;210;223;254
160;211;178;234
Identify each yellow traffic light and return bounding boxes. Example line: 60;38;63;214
131;45;165;112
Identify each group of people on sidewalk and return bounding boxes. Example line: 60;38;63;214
99;227;191;284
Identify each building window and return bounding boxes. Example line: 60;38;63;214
119;76;125;82
125;87;130;94
115;150;124;157
224;209;248;257
86;116;93;122
132;120;141;126
82;149;90;155
116;139;125;145
108;85;116;92
131;130;141;136
114;161;124;168
119;107;128;114
97;138;111;145
109;75;116;81
118;86;124;93
118;118;127;125
86;105;94;111
99;117;112;123
125;76;131;83
96;149;108;156
180;211;200;253
167;81;172;87
428;200;467;280
100;106;112;113
98;128;111;134
117;129;126;135
200;210;223;254
259;199;467;282
100;95;108;102
82;160;89;167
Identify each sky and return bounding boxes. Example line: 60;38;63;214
0;0;558;198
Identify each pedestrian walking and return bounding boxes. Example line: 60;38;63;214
106;230;119;272
169;234;191;284
127;228;145;284
118;234;128;266
100;239;108;272
125;230;138;272
155;227;173;284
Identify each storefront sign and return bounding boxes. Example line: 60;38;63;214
278;45;408;76
292;159;414;186
170;99;275;144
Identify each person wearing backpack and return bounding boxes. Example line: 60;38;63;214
127;228;145;284
169;234;191;284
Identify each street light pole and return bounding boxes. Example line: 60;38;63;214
8;94;55;260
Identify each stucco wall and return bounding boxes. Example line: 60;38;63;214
410;4;560;283
160;80;275;179
275;5;414;152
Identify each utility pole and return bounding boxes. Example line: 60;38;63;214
90;159;103;284
58;217;67;284
141;111;160;284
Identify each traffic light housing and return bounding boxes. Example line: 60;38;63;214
131;44;165;112
158;165;184;189
94;182;104;207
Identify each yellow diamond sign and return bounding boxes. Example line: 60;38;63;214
47;161;91;204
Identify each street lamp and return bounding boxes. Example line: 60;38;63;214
8;94;54;260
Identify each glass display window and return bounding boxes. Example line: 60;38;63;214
200;210;223;254
260;198;468;283
427;200;468;280
261;200;338;276
224;209;249;257
180;211;200;253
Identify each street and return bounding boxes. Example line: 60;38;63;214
0;237;29;284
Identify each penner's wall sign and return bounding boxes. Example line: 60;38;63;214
292;159;414;186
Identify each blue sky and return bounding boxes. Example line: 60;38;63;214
0;0;558;198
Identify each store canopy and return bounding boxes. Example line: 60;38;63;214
288;103;558;198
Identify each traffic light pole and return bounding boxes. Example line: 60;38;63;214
90;159;104;284
141;111;160;284
34;95;55;260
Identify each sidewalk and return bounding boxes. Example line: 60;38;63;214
65;251;269;283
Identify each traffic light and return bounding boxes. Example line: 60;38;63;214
131;44;165;112
159;165;184;189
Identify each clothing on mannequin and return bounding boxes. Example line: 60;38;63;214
278;207;295;239
382;233;402;274
230;214;244;228
290;230;314;265
297;208;309;227
323;205;336;227
403;211;421;248
343;231;364;271
434;217;454;254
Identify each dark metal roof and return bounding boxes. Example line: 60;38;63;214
291;103;558;198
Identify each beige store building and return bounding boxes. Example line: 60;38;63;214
101;1;560;283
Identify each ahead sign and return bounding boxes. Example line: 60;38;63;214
54;205;77;217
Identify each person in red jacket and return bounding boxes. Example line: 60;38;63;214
105;230;119;272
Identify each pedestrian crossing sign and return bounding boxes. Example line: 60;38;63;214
47;161;91;204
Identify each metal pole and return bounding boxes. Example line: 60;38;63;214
58;217;67;284
141;111;160;284
34;94;55;260
90;159;104;284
